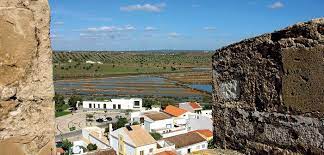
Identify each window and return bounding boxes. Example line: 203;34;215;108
113;104;116;109
134;101;140;106
187;148;191;153
89;103;92;108
94;104;96;108
98;104;100;109
196;145;200;149
118;104;121;109
149;148;153;153
202;144;206;148
104;104;106;109
140;151;144;155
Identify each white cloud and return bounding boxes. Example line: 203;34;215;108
203;27;216;31
85;25;136;32
145;26;157;31
125;25;136;31
53;21;64;25
268;1;284;9
120;3;166;12
168;32;180;38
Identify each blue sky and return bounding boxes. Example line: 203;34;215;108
49;0;323;51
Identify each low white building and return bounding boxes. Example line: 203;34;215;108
179;102;202;114
163;105;191;126
109;125;157;155
201;110;212;119
83;98;142;110
130;107;160;123
163;132;208;155
82;126;110;149
141;111;188;138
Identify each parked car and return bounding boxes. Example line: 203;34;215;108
106;117;112;121
96;118;104;123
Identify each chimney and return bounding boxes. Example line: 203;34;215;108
109;123;113;132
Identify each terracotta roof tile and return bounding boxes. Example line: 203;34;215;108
164;132;206;148
164;105;188;117
190;129;213;139
189;102;202;109
155;151;177;155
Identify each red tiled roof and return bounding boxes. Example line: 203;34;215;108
155;151;177;155
56;148;64;154
190;129;213;139
189;102;202;109
164;105;188;117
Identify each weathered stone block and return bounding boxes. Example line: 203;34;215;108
213;18;324;154
0;0;54;155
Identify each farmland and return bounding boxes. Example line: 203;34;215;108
53;51;213;79
53;51;213;103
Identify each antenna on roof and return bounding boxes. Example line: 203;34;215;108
126;125;133;131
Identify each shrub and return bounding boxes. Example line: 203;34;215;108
87;143;97;151
150;132;162;140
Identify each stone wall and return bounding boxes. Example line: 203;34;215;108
212;18;324;154
0;0;54;154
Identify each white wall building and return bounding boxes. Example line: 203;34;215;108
163;132;208;155
82;126;110;149
179;102;203;114
83;98;142;110
140;111;188;138
109;125;157;155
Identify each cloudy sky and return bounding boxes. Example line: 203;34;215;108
49;0;323;51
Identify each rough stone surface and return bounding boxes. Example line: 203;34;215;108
212;18;324;154
0;0;54;154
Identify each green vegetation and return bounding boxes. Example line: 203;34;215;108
150;132;162;140
55;111;71;117
53;51;212;79
113;117;128;130
68;95;83;108
69;126;76;131
203;104;212;110
54;94;71;117
208;139;214;149
86;114;94;121
132;121;139;125
87;143;98;151
61;139;73;151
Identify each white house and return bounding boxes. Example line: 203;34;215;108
201;110;212;119
179;102;202;114
82;126;110;149
130;107;161;124
187;115;213;131
83;98;142;110
141;111;188;138
163;105;191;126
163;132;208;155
109;125;157;155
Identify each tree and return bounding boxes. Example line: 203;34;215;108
208;139;214;149
203;104;212;110
113;117;128;130
54;94;65;105
68;95;82;108
87;143;97;151
150;132;162;140
54;94;66;112
132;121;139;125
61;139;73;151
142;101;153;109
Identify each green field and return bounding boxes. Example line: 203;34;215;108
53;51;213;79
